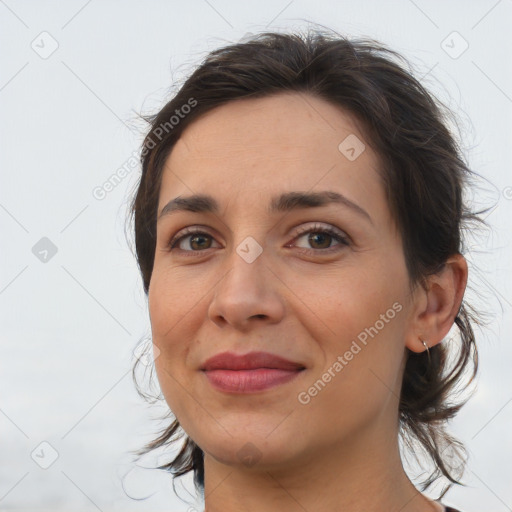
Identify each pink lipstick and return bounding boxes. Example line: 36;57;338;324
201;351;305;393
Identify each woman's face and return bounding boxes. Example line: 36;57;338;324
149;92;417;470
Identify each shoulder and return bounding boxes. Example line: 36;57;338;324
444;507;463;512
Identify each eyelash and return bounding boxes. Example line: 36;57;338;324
166;223;350;257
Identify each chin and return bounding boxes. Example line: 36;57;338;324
193;423;306;471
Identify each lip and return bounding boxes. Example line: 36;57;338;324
201;351;305;371
201;351;306;393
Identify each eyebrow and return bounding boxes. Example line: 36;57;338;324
157;190;372;224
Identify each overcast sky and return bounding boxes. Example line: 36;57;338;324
1;1;511;511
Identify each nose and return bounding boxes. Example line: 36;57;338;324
207;245;286;331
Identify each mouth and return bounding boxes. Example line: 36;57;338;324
202;368;306;393
200;351;306;393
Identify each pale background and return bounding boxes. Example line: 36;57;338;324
1;1;511;511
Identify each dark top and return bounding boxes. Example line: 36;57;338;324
443;506;461;512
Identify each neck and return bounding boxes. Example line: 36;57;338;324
202;422;443;512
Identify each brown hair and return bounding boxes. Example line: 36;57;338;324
128;28;482;499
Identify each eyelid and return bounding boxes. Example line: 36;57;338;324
167;225;220;250
291;222;351;244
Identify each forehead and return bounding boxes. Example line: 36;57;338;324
159;92;386;219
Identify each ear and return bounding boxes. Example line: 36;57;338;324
405;254;468;353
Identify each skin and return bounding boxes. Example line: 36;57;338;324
148;92;468;512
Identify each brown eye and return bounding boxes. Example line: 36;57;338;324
184;233;213;251
305;232;334;249
293;224;350;255
168;228;218;252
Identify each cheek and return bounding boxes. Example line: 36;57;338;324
289;257;409;400
288;258;407;347
148;265;205;340
293;288;407;445
148;270;196;403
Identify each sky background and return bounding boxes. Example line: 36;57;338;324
1;1;511;511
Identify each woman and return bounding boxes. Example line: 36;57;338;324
129;29;480;512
